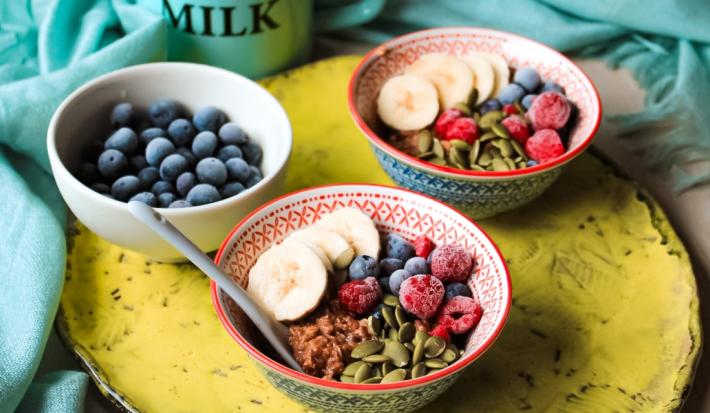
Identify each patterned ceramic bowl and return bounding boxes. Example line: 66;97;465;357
211;184;511;413
348;27;602;219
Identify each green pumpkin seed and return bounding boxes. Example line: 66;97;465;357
404;342;415;352
388;327;399;341
504;157;517;170
429;157;447;166
372;367;383;378
427;368;443;375
384;340;410;367
351;340;384;359
382;306;399;330
492;123;511;139
453;102;471;116
381;362;395;376
354;363;373;383
381;368;407;384
467;89;479;108
412;362;427;378
477;151;493;166
498;139;514;157
380;328;387;340
479;131;498;143
395;306;407;326
424;336;446;358
447;343;459;354
432;139;445;159
360;376;382;384
413;330;429;346
441;347;458;363
424;358;448;369
491;158;510;171
417;130;433;153
514;99;526;114
362;354;392;364
417;151;435;160
343;360;367;376
488;147;502;158
340;375;354;383
368;316;381;336
470;164;485;171
469;140;481;164
412;338;425;365
449;139;471;151
510;139;526;158
479;110;504;128
459;349;466;356
383;294;399;307
398;322;416;343
473;112;481;122
448;148;468;169
517;160;528;168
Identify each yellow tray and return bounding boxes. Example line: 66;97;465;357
57;56;700;412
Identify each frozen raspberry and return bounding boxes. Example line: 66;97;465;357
526;91;571;131
501;115;531;145
525;129;565;164
337;277;382;315
443;117;479;144
414;234;435;258
502;104;518;115
429;324;450;343
436;296;483;334
399;275;445;319
430;244;474;283
433;108;464;138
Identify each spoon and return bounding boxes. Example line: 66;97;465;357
128;201;302;372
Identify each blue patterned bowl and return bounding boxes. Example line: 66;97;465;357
348;27;602;218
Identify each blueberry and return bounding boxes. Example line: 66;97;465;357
217;145;243;162
167;118;196;147
497;83;526;105
186;183;220;205
513;67;541;92
522;94;537;110
193;106;226;132
389;269;412;295
540;81;564;94
225;158;250;182
105;127;138;156
220;181;245;198
348;255;379;280
151;180;175;196
145;137;176;166
445;282;473;300
478;98;501;114
139;127;166;146
111;175;142;201
169;199;192;208
110;102;134;128
245;172;262;188
192;131;218;159
90;182;110;194
371;303;385;319
404;256;429;275
195;157;227;186
176;146;197;168
385;234;415;261
379;258;403;277
77;162;99;184
241;142;263;166
129;155;148;172
138;166;160;188
176;172;196;197
159;154;189;182
218;122;248;145
149;99;182;128
526;160;539;167
129;191;158;206
158;192;177;208
83;140;105;162
378;277;390;294
97;149;127;179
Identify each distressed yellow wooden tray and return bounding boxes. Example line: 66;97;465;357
57;56;701;412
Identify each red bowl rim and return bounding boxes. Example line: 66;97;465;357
347;26;603;179
210;182;512;391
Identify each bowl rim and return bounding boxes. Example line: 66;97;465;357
347;26;602;180
46;61;292;216
210;183;512;391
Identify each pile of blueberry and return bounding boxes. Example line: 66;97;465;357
75;99;263;208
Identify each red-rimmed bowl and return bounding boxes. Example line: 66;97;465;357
348;27;602;219
211;184;511;413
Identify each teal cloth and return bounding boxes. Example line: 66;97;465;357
1;1;710;413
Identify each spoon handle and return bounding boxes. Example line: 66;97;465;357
128;201;302;372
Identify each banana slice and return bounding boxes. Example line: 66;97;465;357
281;238;333;273
405;53;474;110
247;242;327;322
315;207;380;259
472;52;510;97
377;74;439;131
286;226;355;270
459;54;495;104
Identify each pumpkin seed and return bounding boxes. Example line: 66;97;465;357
360;376;382;384
453;102;471;117
381;362;395;376
469;140;480;164
382;306;399;330
441;347;458;363
473;112;481;122
429;157;447;166
427;368;443;375
459;349;466;356
514;99;526;114
351;340;383;359
517;160;528;168
491;158;510;171
498;139;514;157
383;294;399;307
432;139;445;159
372;367;383;378
384;340;410;367
404;342;415;352
381;368;407;383
411;362;427;378
343;360;367;376
447;343;459;354
362;354;392;364
413;330;429;346
340;375;354;383
479;110;504;128
380;328;387;340
449;139;471;151
492;123;511;139
417;151;435;160
488;147;502;158
467;89;479;108
395;306;407;326
368;316;381;336
417;130;433;153
398;322;416;343
448;148;468;169
504;157;517;170
477;151;493;166
354;363;372;383
424;336;446;358
479;131;498;143
412;338;425;365
388;327;399;341
510;139;526;158
424;358;448;369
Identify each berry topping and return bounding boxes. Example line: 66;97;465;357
389;269;413;295
513;67;541;92
385;234;415;262
526;91;571;130
443;117;479;144
429;323;450;343
430;244;473;283
433;108;464;138
436;296;483;334
501;115;531;145
399;275;445;319
379;257;404;277
478;98;502;114
525;129;565;164
445;282;473;300
348;255;380;281
414;234;435;258
337;277;382;315
497;83;526;105
404;256;429;275
502;104;518;115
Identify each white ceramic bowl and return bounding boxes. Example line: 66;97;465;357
47;63;292;261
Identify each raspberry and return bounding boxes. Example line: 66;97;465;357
525;129;565;164
526;91;571;131
443;117;479;144
433;108;464;138
399;275;445;319
436;296;483;334
337;277;382;315
429;324;450;343
414;234;435;258
501;115;531;145
430;244;473;283
502;104;518;115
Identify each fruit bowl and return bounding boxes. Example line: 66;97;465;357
47;62;292;261
348;27;602;218
211;184;511;413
